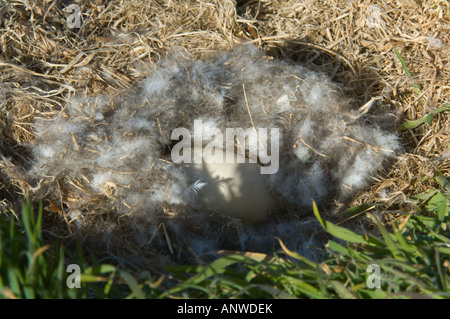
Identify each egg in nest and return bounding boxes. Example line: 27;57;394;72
27;45;401;261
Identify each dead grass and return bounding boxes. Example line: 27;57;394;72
0;0;449;269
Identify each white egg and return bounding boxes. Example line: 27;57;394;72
181;147;273;224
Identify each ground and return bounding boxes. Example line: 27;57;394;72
0;0;449;272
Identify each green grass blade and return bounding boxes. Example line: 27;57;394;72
342;204;374;218
325;240;351;256
20;200;34;249
434;247;448;291
399;104;449;131
392;224;416;262
313;201;376;245
184;256;242;285
329;281;356;299
393;46;421;94
275;237;318;268
84;264;117;276
280;275;324;298
119;270;146;299
36;202;43;243
394;47;412;78
435;174;450;191
6;268;22;298
162;256;243;297
436;196;448;223
367;214;406;261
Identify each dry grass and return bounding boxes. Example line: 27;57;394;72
0;0;449;269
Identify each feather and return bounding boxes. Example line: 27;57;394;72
184;179;208;206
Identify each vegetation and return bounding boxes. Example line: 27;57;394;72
1;178;448;299
0;0;449;299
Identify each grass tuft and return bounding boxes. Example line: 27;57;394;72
1;176;449;299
